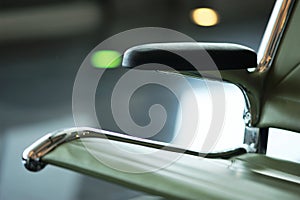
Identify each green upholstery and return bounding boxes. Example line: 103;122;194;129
42;138;300;200
258;0;300;131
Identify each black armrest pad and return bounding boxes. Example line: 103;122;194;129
122;42;257;70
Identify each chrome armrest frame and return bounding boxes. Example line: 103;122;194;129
257;0;295;72
22;127;247;172
23;1;297;173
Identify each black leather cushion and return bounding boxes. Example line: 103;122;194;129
122;42;257;70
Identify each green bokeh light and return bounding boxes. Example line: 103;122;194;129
91;50;121;69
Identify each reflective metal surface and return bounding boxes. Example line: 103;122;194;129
257;0;295;72
22;127;247;172
235;85;253;127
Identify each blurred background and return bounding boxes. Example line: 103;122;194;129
2;0;298;200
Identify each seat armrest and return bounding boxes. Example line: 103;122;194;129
122;42;257;71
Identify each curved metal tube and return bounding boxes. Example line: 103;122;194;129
22;127;247;172
257;0;295;72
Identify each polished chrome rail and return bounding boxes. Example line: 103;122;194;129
257;0;295;72
22;127;247;172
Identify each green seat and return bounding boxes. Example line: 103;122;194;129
23;0;300;199
41;137;300;200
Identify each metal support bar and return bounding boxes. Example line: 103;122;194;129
256;128;269;154
22;127;247;172
257;0;295;72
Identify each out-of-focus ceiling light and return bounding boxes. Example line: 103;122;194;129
91;50;121;69
191;8;219;27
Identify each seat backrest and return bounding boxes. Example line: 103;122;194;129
258;0;300;132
